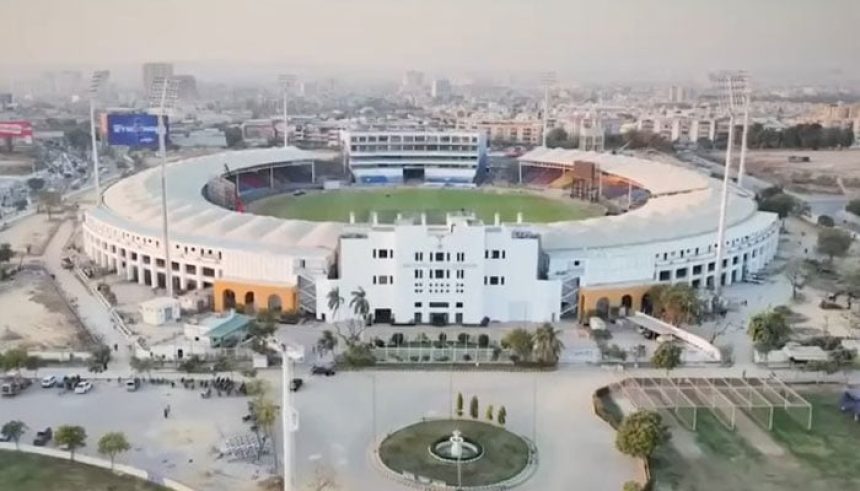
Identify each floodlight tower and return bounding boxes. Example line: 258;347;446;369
149;76;180;297
541;72;556;147
278;74;295;148
88;70;110;202
734;72;752;188
710;71;747;296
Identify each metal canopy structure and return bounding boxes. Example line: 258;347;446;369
616;376;813;432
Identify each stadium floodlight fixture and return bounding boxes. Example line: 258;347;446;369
278;74;295;148
149;76;181;297
540;71;556;147
89;70;110;201
709;70;750;297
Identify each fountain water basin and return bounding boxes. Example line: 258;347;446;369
429;429;484;463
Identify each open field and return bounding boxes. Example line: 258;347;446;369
0;268;92;351
649;387;860;491
725;149;860;195
249;188;604;223
0;450;167;491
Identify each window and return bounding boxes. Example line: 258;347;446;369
676;268;687;278
377;249;388;259
456;270;464;279
434;269;445;279
456;302;463;308
435;252;445;262
659;270;671;281
414;269;423;279
429;302;449;308
732;256;739;265
491;250;501;259
708;262;715;272
414;252;423;261
456;252;465;262
692;265;702;275
202;267;215;277
414;302;422;308
489;276;499;285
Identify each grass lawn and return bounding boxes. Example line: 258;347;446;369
249;188;604;223
770;391;860;484
378;419;530;486
0;450;167;491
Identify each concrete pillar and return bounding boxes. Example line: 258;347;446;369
137;264;146;285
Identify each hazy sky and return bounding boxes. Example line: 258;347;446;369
3;0;858;82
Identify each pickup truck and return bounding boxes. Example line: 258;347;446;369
1;377;32;397
33;427;52;446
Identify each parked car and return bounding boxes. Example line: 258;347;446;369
33;428;52;446
41;375;57;388
74;380;93;394
311;365;336;376
125;378;140;392
289;378;304;392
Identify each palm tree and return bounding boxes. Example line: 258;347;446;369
327;287;344;319
349;287;370;324
533;323;564;365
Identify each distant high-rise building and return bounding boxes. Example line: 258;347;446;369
668;85;687;103
174;75;198;99
143;62;174;92
431;78;452;99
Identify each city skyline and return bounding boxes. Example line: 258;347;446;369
2;0;859;84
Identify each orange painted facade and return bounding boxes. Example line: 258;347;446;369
578;283;655;320
213;279;297;313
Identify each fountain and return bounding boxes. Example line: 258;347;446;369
429;429;484;463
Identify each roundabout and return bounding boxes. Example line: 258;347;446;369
378;419;535;488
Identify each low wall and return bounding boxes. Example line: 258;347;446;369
27;350;93;362
592;385;654;491
0;443;195;491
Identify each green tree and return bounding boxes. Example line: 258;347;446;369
349;287;370;324
497;406;507;426
785;259;809;300
129;356;155;377
90;344;111;370
0;243;13;263
486;404;494;421
501;328;534;362
224;126;245;148
327;287;344;318
97;431;131;470
26;177;45;194
651;342;682;376
1;420;27;450
545;127;577;149
747;310;791;357
647;284;700;326
533;323;564;365
615;410;669;458
317;330;338;354
817;214;835;227
817;228;852;262
456;392;464;417
846;199;860;218
38;190;62;219
1;348;28;371
55;425;87;461
212;354;235;374
252;396;280;469
758;193;797;220
623;481;643;491
470;396;479;419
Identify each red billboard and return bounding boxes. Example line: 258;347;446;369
0;121;33;138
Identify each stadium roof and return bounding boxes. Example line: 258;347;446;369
518;148;768;251
95;147;339;258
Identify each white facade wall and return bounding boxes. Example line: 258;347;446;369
317;216;560;324
546;212;780;289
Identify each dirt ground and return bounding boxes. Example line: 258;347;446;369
0;153;36;176
0;268;93;351
717;149;860;195
0;212;66;256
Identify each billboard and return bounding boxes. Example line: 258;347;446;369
0;121;33;139
106;113;166;149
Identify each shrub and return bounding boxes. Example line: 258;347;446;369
817;214;835;227
390;333;405;346
615;410;670;458
456;393;464;417
486;404;494;421
623;481;643;491
463;354;472;362
470;396;479;419
803;335;842;351
497;406;507;426
341;344;376;367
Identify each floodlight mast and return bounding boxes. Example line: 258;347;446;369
89;70;109;202
712;71;747;297
151;77;179;297
279;74;294;149
541;72;556;147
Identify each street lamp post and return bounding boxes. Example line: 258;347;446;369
150;77;180;297
272;342;304;491
89;70;109;202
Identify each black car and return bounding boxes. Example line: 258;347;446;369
289;378;304;392
310;365;335;376
33;427;52;446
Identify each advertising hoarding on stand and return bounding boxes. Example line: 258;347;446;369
106;113;166;149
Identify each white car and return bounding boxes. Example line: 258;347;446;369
73;381;93;394
40;375;57;388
